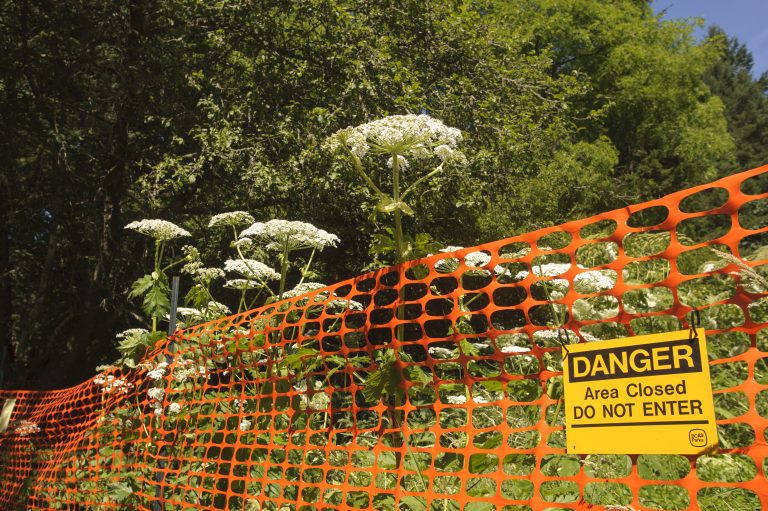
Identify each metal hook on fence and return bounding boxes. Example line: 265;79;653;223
688;308;701;341
558;326;571;358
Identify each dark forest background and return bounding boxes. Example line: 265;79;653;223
1;0;766;388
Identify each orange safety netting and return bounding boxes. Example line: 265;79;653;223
1;166;767;511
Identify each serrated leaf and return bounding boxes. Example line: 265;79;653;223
107;481;134;502
185;284;209;309
278;347;322;378
128;274;154;300
143;278;171;319
459;339;482;357
361;349;400;403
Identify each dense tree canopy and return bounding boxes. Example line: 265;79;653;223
0;0;760;388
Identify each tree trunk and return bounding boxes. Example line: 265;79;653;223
0;175;13;386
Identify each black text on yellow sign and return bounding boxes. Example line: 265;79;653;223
562;329;718;454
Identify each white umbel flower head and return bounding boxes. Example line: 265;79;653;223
239;419;252;432
386;155;409;170
281;282;328;298
205;301;231;317
239;220;339;252
194;267;225;283
13;421;41;436
224;259;280;281
464;251;491;268
208;211;255;229
326;114;464;162
434;245;463;273
116;328;149;339
224;279;259;290
168;403;182;414
125;219;191;240
147;387;165;401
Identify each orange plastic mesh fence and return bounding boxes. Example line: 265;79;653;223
1;166;767;511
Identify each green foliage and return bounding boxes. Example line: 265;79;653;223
128;273;171;320
0;0;748;386
704;27;768;171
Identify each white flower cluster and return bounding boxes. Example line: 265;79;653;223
224;279;259;290
147;387;164;401
326;114;465;163
494;264;529;282
146;361;169;380
240;220;339;252
434;247;491;270
574;270;616;291
196;267;226;283
208;211;255;228
204;300;231;317
464;251;491;268
173;359;207;383
116;328;149;339
224;259;280;281
175;307;203;321
168;403;182;414
281;282;327;298
125;219;191;240
533;262;572;277
93;374;134;394
13;420;41;436
233;237;253;250
327;299;364;312
239;419;252;432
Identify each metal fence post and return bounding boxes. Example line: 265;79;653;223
152;276;180;511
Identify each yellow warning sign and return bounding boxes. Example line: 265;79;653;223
563;328;718;454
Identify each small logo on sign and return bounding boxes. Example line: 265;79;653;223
689;429;707;447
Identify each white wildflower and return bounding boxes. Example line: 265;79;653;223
327;299;364;312
224;279;259;290
224;259;280;281
147;387;165;401
116;328;149;339
205;301;231;316
239;419;252;432
14;421;41;436
153;405;163;416
325;114;464;162
125;219;191;240
168;403;182;414
282;282;328;298
170;307;202;323
145;361;168;381
93;374;134;394
240;220;339;252
146;368;165;381
444;394;467;405
208;211;255;228
574;270;616;292
433;246;463;273
465;251;491;268
386;155;409;170
533;262;572;277
233;237;253;249
434;144;454;162
501;345;531;353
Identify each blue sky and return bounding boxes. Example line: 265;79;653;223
652;0;768;77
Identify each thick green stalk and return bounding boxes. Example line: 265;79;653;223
344;145;385;197
296;248;316;288
278;238;290;300
392;153;404;264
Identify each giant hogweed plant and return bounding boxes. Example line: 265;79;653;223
43;115;474;507
325;114;466;266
